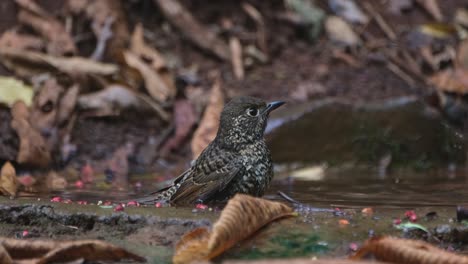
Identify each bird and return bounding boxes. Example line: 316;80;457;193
135;96;285;205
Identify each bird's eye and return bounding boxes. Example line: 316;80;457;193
246;107;259;117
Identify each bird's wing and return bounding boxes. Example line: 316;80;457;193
171;155;241;204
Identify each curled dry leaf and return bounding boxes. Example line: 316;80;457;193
0;237;145;263
0;48;118;78
154;0;231;61
10;101;51;167
173;194;294;264
191;77;224;159
15;0;76;55
351;236;468;264
124;51;174;102
0;162;18;197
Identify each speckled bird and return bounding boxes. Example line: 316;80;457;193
136;96;285;205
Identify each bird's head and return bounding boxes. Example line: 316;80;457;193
216;96;285;148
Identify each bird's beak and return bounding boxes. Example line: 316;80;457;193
264;101;285;114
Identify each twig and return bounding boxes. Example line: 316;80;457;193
362;2;397;41
386;62;416;88
277;191;300;204
229;36;244;80
242;2;268;55
90;16;114;61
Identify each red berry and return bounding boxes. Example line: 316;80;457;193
114;204;125;212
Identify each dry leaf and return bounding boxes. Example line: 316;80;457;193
351;236;468;264
0;162;18;197
78;84;152;115
0;237;145;263
131;23;166;71
160;99;197;156
154;0;231;61
57;84;79;125
16;0;76;55
429;68;468;94
415;0;443;22
173;194;294;264
123;51;173;102
0;30;44;51
191;77;224;159
325;16;361;47
0;76;34;106
230;36;244;80
0;47;118;78
10;101;51;167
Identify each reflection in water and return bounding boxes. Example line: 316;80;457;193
267;166;468;208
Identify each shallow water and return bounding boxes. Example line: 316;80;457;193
268;166;468;208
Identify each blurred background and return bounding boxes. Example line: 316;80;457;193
0;0;467;207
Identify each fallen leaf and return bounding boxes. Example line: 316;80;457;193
10;101;51;167
429;68;468;94
160;99;197;156
0;237;145;263
29;78;63;135
0;47;118;78
173;194;294;264
0;30;44;51
351;237;468;263
0;162;18;197
154;0;231;61
395;222;428;233
124;50;174;102
415;0;443;22
130;23;176;98
325;16;361;47
16;0;76;55
191;77;224;159
0;76;34;106
329;0;369;24
57;84;79;125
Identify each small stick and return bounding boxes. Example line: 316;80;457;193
362;2;397;41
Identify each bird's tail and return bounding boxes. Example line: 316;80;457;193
131;185;177;205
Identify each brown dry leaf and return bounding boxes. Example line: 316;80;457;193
351;236;468;264
173;194;294;264
160;99;197;156
57;84;79;125
0;47;118;78
230;37;244;80
130;23;176;98
0;237;145;263
0;162;18;197
191;77;224;159
0;30;44;51
457;39;468;70
429;68;468;94
124;50;174;102
10;101;51;167
16;0;76;56
154;0;231;61
415;0;443;22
